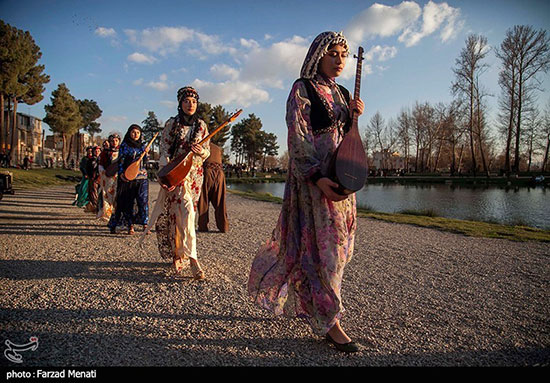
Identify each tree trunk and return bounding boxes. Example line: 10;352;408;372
542;133;550;172
66;133;74;167
457;144;465;174
469;82;477;176
0;94;4;152
513;69;524;174
9;98;18;165
61;133;67;168
450;139;457;176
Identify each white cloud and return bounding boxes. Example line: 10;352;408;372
147;81;170;91
399;1;463;46
240;38;260;50
133;78;144;86
346;2;421;44
345;1;463;48
210;64;239;81
365;45;398;62
191;79;270;107
124;26;234;59
239;35;309;88
127;52;157;64
125;26;195;56
146;74;170;91
339;45;397;80
95;27;116;38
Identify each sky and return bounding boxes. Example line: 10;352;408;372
2;0;550;155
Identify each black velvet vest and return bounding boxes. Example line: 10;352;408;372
295;78;351;134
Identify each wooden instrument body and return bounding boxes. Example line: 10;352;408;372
123;131;160;181
157;151;194;189
328;127;368;195
329;46;368;196
157;109;243;189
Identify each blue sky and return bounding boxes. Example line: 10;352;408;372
2;0;549;154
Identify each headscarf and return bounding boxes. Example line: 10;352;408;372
123;124;143;148
177;86;200;125
108;133;121;151
300;31;349;80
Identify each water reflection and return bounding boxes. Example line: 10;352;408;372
228;182;549;229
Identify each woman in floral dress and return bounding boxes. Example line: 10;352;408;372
152;86;210;280
248;31;364;353
97;134;120;220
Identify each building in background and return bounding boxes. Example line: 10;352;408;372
2;111;44;167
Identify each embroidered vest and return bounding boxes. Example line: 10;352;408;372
295;78;351;134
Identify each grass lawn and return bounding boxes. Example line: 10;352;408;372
7;168;81;189
228;189;550;243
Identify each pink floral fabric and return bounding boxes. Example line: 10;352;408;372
248;77;356;335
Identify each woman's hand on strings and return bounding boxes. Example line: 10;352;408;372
191;144;204;155
316;177;347;202
349;98;364;117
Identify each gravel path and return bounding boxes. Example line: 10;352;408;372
1;183;549;367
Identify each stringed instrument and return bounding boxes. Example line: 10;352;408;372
157;109;243;189
328;46;368;195
123;131;160;181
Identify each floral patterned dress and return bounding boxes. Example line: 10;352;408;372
155;117;210;262
248;75;356;335
97;148;118;220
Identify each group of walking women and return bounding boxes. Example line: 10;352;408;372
79;31;365;353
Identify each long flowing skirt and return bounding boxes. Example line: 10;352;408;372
97;172;117;220
155;185;198;261
247;168;356;335
73;178;89;208
108;178;149;229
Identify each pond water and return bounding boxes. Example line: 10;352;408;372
228;182;550;229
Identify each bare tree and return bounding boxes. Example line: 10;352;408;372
396;108;412;172
496;26;550;174
411;102;435;172
523;106;542;172
452;34;490;176
542;100;550;172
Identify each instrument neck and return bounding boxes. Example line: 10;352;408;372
351;49;363;131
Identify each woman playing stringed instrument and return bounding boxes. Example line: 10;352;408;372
155;86;210;280
248;31;364;353
107;125;149;235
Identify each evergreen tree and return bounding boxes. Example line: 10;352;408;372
257;131;279;169
0;20;49;160
210;105;231;148
142;111;161;155
43;83;83;168
79;99;102;139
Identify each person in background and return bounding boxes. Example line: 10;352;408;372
86;145;102;213
97;134;120;220
108;125;149;235
73;146;92;208
197;142;229;233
